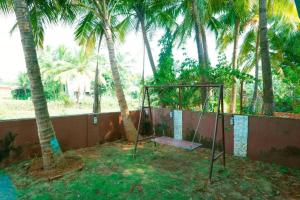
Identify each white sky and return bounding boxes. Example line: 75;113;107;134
0;14;221;83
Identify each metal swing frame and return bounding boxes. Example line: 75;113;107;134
133;84;225;183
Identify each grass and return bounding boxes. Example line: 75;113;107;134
0;95;139;120
3;142;300;200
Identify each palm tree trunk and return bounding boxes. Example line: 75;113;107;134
93;64;100;113
192;0;206;68
192;0;207;106
103;17;137;142
93;34;103;114
230;18;240;114
250;31;260;113
13;0;63;170
259;0;274;115
136;11;156;75
199;23;210;66
240;80;244;114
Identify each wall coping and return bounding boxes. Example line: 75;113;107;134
0;110;140;123
0;109;299;123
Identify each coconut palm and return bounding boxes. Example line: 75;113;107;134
237;0;299;113
259;0;274;115
59;0;137;141
1;0;60;48
216;0;252;113
41;46;95;103
93;34;103;114
165;0;222;106
120;0;158;74
10;0;63;170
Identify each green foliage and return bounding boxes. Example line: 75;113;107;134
43;79;63;100
151;45;255;110
151;30;177;107
11;88;31;100
11;73;31;100
154;30;176;85
207;54;256;85
12;72;64;101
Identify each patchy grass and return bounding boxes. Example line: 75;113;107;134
4;142;300;199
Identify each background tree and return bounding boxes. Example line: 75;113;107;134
259;0;274;115
121;0;157;74
217;0;252;113
62;0;137;141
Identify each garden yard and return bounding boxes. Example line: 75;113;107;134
2;142;300;200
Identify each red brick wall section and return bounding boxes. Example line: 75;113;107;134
52;115;88;151
248;116;300;168
0;118;39;160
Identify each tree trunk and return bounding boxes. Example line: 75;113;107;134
103;17;137;142
192;0;207;106
93;34;103;114
250;31;260;113
13;0;63;170
137;11;156;75
240;80;244;114
192;0;206;68
199;23;210;66
230;18;240;114
259;0;274;115
93;64;100;113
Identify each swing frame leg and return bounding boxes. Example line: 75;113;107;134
208;85;225;183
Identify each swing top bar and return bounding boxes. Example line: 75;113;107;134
144;84;223;88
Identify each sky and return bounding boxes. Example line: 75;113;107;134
0;14;220;83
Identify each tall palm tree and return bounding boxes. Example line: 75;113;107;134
236;0;298;113
121;0;184;76
121;0;157;74
62;0;137;141
217;0;251;113
259;0;274;115
250;30;260;113
191;0;206;68
12;0;63;169
93;34;103;113
168;0;209;105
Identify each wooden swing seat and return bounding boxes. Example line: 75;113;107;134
151;136;202;151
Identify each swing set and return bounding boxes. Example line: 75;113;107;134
133;84;225;182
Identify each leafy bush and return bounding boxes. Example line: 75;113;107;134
12;72;65;101
11;88;31;100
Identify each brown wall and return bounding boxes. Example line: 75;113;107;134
0;112;139;163
248;116;300;168
1;110;299;168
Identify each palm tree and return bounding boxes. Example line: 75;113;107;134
40;46;94;104
12;0;63;169
259;0;274;115
250;30;260;113
217;0;252;113
61;0;137;141
191;0;206;68
121;0;157;74
236;0;298;113
93;34;103;113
